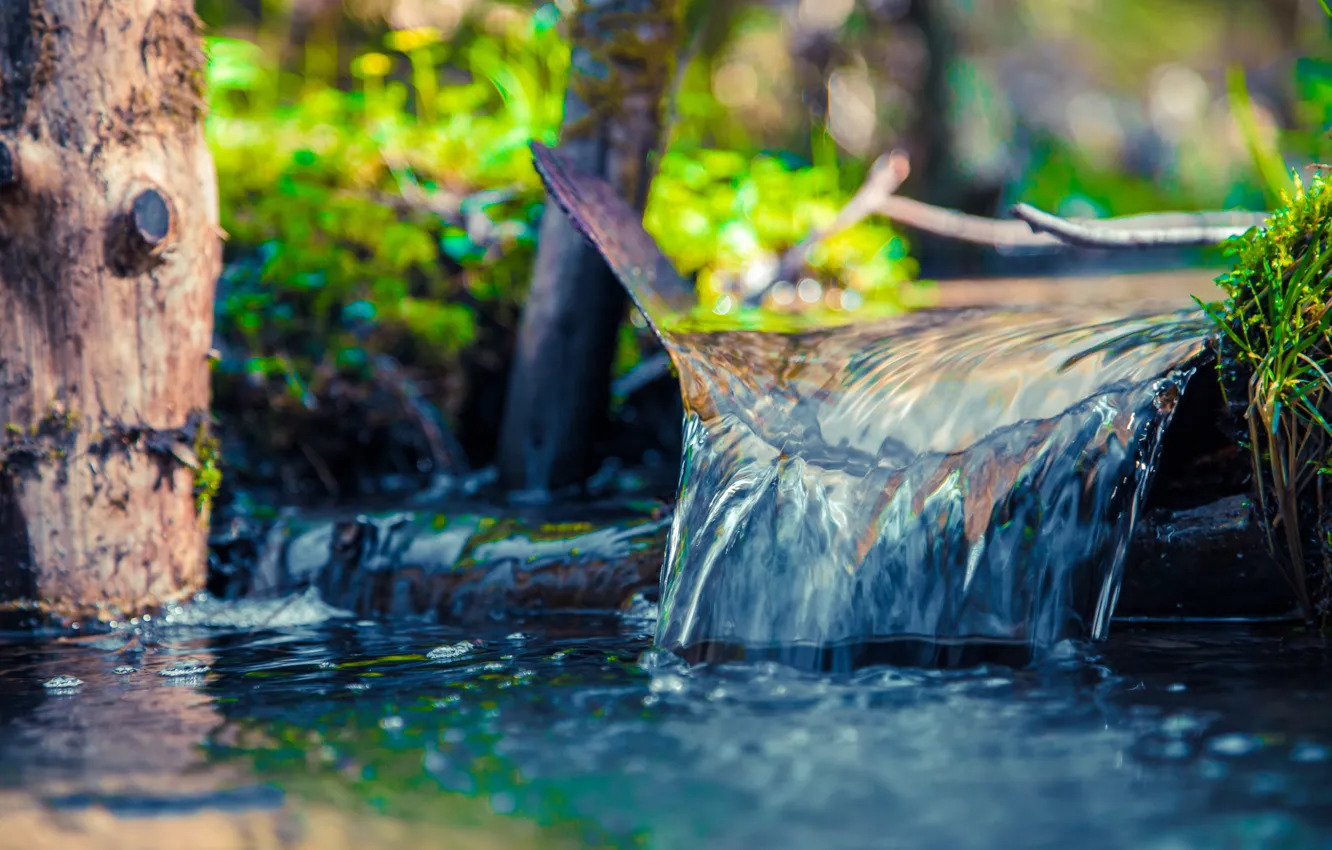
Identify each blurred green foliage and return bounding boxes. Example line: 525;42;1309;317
206;11;567;392
205;2;916;406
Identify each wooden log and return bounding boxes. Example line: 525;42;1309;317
218;491;1296;624
0;2;222;619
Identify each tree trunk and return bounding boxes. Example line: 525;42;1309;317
497;0;682;494
0;1;221;620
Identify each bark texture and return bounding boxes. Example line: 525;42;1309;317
0;1;221;619
498;0;682;493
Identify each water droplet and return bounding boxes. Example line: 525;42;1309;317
113;666;135;675
43;676;83;690
379;716;405;731
1208;733;1262;757
159;659;211;679
427;642;472;661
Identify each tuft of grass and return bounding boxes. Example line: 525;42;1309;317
1199;171;1332;620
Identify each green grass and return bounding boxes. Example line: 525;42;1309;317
1200;171;1332;619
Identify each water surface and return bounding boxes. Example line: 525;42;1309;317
0;598;1328;849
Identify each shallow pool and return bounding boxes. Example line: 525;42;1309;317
0;596;1329;849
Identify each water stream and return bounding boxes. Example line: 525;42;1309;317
531;144;1212;666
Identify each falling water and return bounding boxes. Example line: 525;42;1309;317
532;144;1210;667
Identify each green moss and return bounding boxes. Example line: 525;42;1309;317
193;423;223;518
1200;170;1332;619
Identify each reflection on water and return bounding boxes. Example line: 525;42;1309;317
0;608;1330;849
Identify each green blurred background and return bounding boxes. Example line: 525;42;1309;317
196;0;1332;503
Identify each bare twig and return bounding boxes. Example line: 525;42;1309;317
612;350;674;399
299;440;341;498
876;195;1062;248
745;149;1272;306
747;151;911;304
372;354;470;476
1011;204;1270;248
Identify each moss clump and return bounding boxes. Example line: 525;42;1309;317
1201;171;1332;620
193;423;222;518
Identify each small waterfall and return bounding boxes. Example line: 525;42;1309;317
532;144;1209;667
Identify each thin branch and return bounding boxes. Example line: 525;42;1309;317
876;195;1063;248
1010;204;1270;248
747;151;911;305
745;149;1274;306
612;350;674;399
373;354;470;476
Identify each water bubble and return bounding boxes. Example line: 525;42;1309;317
427;642;473;661
1165;683;1188;693
444;728;466;744
514;668;535;680
1198;759;1229;780
490;792;516;815
1249;772;1287;796
649;673;686;695
506;632;527;641
379;716;405;731
159;659;211;679
318;661;337;669
347;682;370;692
834;727;859;745
642;694;660;707
481;661;506;672
113;666;135;675
1159;740;1191;759
1207;733;1262;757
1160;714;1205;736
43;676;83;690
1291;742;1329;763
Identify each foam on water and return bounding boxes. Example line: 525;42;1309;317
531;143;1210;665
160;588;353;631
